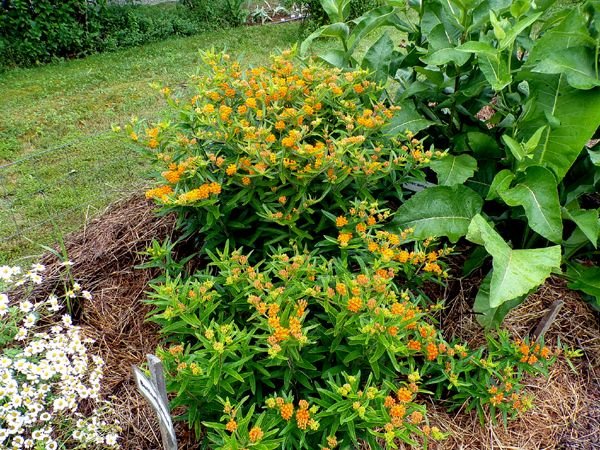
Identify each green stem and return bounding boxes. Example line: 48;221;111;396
595;41;599;80
507;42;515;94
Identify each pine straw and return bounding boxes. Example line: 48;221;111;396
30;195;194;449
423;276;600;450
28;196;600;450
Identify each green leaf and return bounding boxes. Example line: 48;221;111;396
348;6;409;53
565;263;600;310
300;22;350;57
588;147;600;166
319;49;349;68
431;154;478;185
527;8;596;64
532;47;600;90
394;185;483;242
457;41;499;57
466;214;561;308
486;169;515;200
502;134;526;162
497;166;563;243
562;206;599;247
362;33;394;84
420;48;471;66
383;101;436;134
478;54;512;91
473;272;526;328
499;12;542;50
320;0;352;22
522;73;600;180
489;10;507;40
463;131;502;158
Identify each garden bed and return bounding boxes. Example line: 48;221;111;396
34;195;599;449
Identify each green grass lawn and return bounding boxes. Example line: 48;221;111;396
0;22;301;264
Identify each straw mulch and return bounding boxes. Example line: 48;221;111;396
32;195;600;450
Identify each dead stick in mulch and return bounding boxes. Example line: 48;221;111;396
532;299;564;342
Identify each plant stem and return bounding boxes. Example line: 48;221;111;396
507;42;515;94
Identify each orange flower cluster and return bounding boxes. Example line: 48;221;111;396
266;396;319;431
248;426;264;442
135;50;441;232
515;339;551;364
247;291;308;355
145;185;173;201
486;384;532;412
176;182;221;204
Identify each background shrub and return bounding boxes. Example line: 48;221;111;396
299;0;383;35
0;0;106;65
0;0;239;67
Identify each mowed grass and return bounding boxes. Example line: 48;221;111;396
0;23;301;264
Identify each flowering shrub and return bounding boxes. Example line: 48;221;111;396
0;264;121;449
145;210;554;448
130;50;439;253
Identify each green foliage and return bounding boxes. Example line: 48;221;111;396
302;0;600;324
145;216;553;447
132;50;435;257
0;0;244;67
466;215;562;325
182;0;251;27
300;0;384;35
394;185;483;243
0;0;106;66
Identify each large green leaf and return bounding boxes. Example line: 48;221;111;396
473;272;526;328
466;214;561;308
532;47;600;90
527;8;597;64
562;206;599;247
348;6;409;53
565;263;600;310
361;33;394;84
420;48;471;67
394;185;483;242
430;154;477;186
522;73;600;180
497;166;563;243
383;101;436;134
300;23;350;57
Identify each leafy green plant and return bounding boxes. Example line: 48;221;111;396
145;208;553;448
0;0;106;66
302;0;600;325
183;0;250;26
130;50;436;257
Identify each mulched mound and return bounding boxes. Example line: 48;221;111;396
32;195;600;450
31;195;194;449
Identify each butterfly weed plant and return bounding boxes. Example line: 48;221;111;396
133;49;557;448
